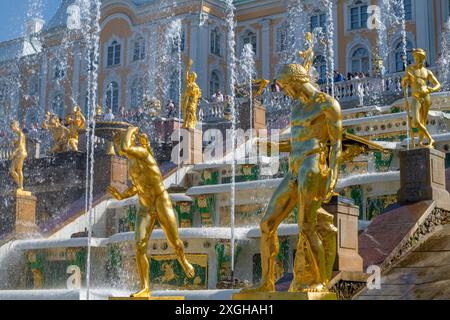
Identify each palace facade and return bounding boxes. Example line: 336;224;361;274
0;0;449;125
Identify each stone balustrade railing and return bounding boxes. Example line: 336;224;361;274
198;100;227;122
0;143;14;161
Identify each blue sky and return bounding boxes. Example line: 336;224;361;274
0;0;61;42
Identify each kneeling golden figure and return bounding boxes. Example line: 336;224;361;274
108;127;195;298
244;63;342;294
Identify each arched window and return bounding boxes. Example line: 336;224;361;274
51;94;65;119
210;71;221;99
276;22;289;52
107;40;121;67
350;1;368;30
394;40;413;72
242;30;257;56
351;47;370;74
314;55;327;82
172;28;185;53
211;28;222;56
130;78;144;109
105;81;119;113
132;36;145;62
310;11;326;33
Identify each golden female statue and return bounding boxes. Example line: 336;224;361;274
10;120;28;191
65;106;86;152
181;59;202;130
402;48;441;148
42;112;70;153
108;126;195;298
245;63;342;293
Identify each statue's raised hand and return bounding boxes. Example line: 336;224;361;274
107;186;123;201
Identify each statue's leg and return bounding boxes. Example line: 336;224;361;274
410;98;421;147
316;208;338;284
156;190;195;279
17;157;24;190
9;158;19;188
243;174;297;292
291;155;327;292
131;206;156;298
419;96;434;147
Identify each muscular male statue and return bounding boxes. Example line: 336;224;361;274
402;48;441;148
245;63;342;293
108;126;195;298
10;120;28;191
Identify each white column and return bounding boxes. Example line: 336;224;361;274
260;18;271;80
415;0;432;62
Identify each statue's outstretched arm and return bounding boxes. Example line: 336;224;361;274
324;103;343;200
107;185;138;201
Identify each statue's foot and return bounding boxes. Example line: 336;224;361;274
130;288;151;298
181;261;195;279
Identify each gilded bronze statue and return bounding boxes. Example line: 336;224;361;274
402;48;441;148
42;112;71;153
65;106;86;152
298;32;315;75
244;63;342;293
107;126;195;298
181;59;202;130
10;120;28;191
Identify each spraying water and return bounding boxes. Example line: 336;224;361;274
439;20;450;91
224;0;237;283
239;44;256;141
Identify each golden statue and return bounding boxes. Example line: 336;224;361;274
181;59;202;130
65;106;86;152
252;79;270;97
107;126;195;298
42;112;71;153
402;48;441;148
243;63;342;294
10;120;28;191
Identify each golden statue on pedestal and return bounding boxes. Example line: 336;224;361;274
181;59;202;130
298;32;315;75
65;106;86;152
242;63;342;294
107;126;195;298
402;48;441;148
10;120;28;191
42;112;71;153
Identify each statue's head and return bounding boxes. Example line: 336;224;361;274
412;48;426;63
305;32;313;43
10;120;20;133
73;106;81;113
277;64;310;99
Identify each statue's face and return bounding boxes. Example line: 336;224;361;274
413;52;425;64
279;80;297;99
10;122;19;132
190;72;197;82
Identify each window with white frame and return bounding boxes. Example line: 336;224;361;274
314;55;327;82
276;22;289;52
130;78;144;109
211;27;222;56
242;30;257;56
132;36;146;62
51;93;65;118
310;12;326;33
105;81;119;113
394;40;413;72
210;71;221;99
350;1;368;30
107;40;121;67
351;47;370;74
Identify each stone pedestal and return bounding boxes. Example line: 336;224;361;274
182;128;203;165
397;148;450;211
155;117;183;143
322;197;363;273
253;100;266;133
14;190;39;238
232;291;336;300
94;155;128;192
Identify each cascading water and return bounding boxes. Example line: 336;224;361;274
224;0;237;283
238;44;256;142
439;20;450;91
